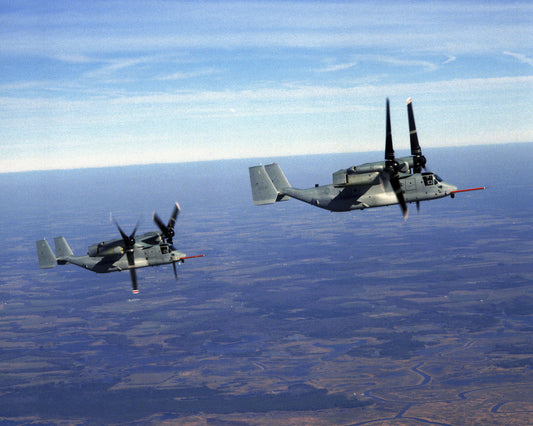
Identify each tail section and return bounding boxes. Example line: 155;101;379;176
264;164;291;197
54;237;74;259
36;239;57;269
249;163;290;205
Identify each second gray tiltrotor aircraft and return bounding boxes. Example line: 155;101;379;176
250;98;484;218
36;203;204;294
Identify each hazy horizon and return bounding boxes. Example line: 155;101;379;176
1;1;531;173
2;140;531;175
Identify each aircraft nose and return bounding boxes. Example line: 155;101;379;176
171;250;185;260
444;182;458;194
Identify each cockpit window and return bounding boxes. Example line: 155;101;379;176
423;175;434;186
422;174;444;186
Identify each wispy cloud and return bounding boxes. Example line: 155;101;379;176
443;56;456;64
157;68;220;81
53;53;95;64
82;56;156;79
504;51;533;67
1;2;531;57
372;56;439;72
316;62;357;73
349;54;440;72
2;75;530;116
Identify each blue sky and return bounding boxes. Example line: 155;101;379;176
0;1;531;172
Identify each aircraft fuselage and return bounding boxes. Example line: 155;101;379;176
281;171;457;212
59;231;187;273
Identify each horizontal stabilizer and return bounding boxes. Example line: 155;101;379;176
36;239;56;269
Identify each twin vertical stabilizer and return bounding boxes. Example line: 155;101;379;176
54;237;74;258
248;163;290;205
36;237;74;269
36;239;57;269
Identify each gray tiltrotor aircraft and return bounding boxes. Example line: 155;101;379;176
249;98;484;218
36;203;204;293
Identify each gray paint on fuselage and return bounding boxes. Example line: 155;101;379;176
278;171;456;212
58;241;185;274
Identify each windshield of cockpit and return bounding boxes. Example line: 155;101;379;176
423;174;443;186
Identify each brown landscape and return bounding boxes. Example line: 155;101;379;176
0;149;532;424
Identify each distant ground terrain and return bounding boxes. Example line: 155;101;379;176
0;144;532;424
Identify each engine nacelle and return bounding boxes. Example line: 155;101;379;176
395;156;415;172
87;243;124;257
333;168;380;187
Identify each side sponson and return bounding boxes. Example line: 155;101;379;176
36;239;57;269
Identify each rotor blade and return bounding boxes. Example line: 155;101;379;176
389;172;408;219
130;221;140;240
113;217;138;248
126;249;138;293
153;211;167;234
167;202;180;231
129;268;138;294
172;262;178;281
153;203;180;243
406;98;426;173
165;203;179;244
384;98;395;162
113;218;129;242
126;249;135;267
407;98;421;156
383;98;406;218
